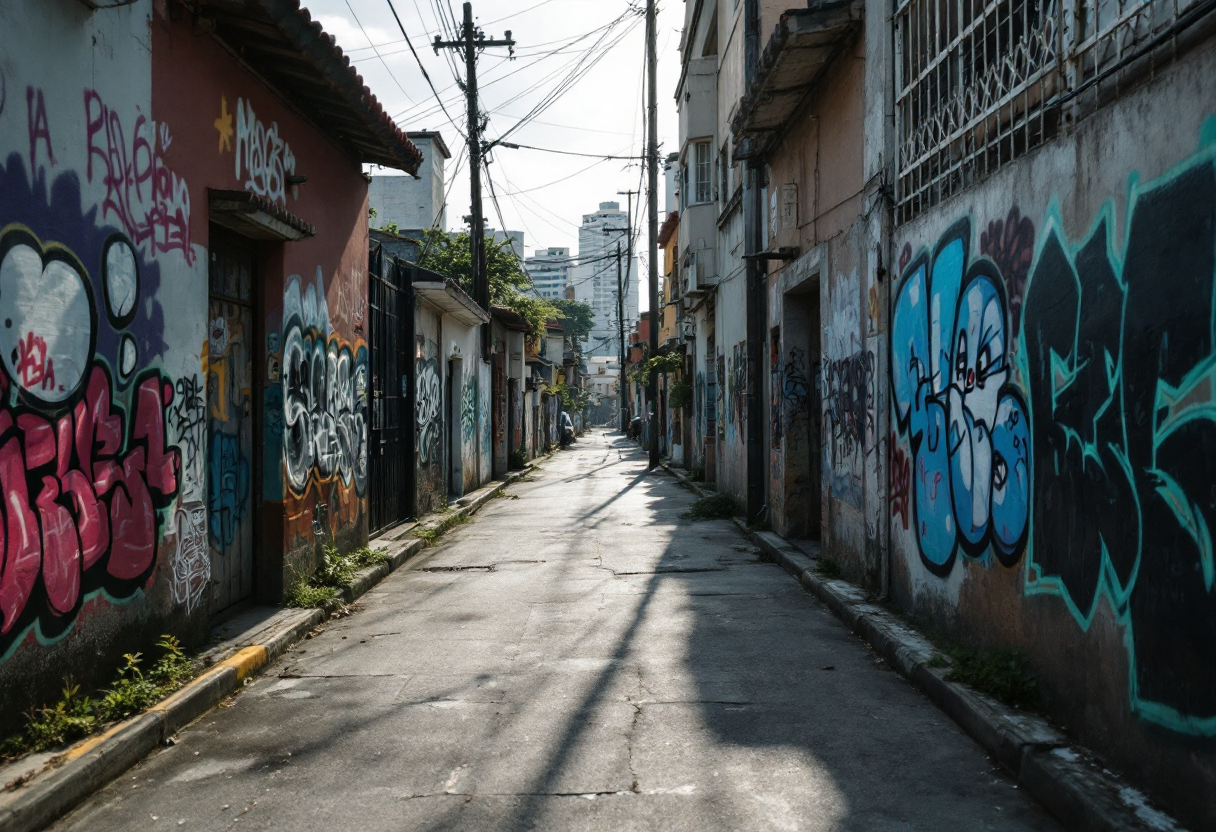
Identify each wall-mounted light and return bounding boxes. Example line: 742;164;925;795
287;175;308;186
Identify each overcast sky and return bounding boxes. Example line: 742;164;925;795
308;0;682;301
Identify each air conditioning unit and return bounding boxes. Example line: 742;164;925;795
683;247;716;295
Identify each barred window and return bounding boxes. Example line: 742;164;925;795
894;0;1201;224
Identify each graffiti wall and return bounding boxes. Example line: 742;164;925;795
0;0;210;731
415;308;443;516
889;51;1216;822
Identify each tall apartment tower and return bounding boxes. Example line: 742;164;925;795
571;201;639;357
525;247;572;299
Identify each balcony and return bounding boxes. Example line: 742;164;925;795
732;0;864;160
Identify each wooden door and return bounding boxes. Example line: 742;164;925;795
207;231;255;613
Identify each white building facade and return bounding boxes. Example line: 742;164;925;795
525;247;572;299
368;131;451;234
571;201;639;358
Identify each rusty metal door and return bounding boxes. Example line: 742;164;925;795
207;229;255;613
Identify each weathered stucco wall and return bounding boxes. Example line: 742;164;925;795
154;13;370;586
888;44;1216;823
0;0;376;732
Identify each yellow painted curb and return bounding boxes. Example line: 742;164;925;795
61;720;133;762
218;645;269;681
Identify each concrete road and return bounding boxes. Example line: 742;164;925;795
52;430;1061;832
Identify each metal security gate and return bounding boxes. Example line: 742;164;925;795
368;244;415;533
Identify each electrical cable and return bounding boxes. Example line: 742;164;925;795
384;0;466;138
346;0;417;106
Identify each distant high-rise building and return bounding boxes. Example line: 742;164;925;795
571;202;638;358
525;247;572;300
487;229;526;261
368;132;451;234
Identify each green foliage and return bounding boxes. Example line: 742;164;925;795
680;492;741;521
943;648;1042;710
668;377;693;410
3;637;195;757
284;544;391;609
554;382;589;410
689;462;706;482
630;352;683;385
509;444;527;469
414;229;561;339
551;299;595;343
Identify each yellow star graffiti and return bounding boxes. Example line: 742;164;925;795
214;96;234;153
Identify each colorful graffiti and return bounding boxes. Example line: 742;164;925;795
232;97;297;206
416;356;441;465
890;218;1031;574
281;271;368;496
207;431;248;547
1019;149;1216;735
84;89;193;264
0;363;179;655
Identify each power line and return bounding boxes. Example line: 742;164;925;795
344;0;417;106
495;141;643;160
384;0;467;138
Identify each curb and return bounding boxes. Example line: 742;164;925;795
659;463;1183;832
0;468;532;832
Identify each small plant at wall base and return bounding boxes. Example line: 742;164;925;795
2;636;195;759
943;647;1041;711
284;544;391;609
680;492;740;521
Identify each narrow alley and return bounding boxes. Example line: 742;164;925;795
49;432;1059;832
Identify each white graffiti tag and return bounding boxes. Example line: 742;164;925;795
234;98;296;206
416;358;441;464
171;501;209;614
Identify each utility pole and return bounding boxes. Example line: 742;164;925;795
616;189;638;331
645;0;660;468
434;3;515;324
616;240;627;431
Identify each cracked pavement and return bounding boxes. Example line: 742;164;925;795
49;430;1062;831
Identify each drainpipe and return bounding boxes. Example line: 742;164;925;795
744;0;766;524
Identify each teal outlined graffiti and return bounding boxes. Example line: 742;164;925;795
1020;136;1216;736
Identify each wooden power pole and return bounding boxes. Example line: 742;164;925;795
645;0;660;468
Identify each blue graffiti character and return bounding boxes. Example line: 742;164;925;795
890;219;1030;574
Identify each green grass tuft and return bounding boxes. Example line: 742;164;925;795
943;647;1041;710
283;544;392;609
679;493;740;521
814;557;842;579
413;513;472;546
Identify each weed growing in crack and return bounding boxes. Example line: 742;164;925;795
413;513;473;547
2;636;195;759
679;493;740;521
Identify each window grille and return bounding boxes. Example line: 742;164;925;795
894;0;1200;224
694;141;713;204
